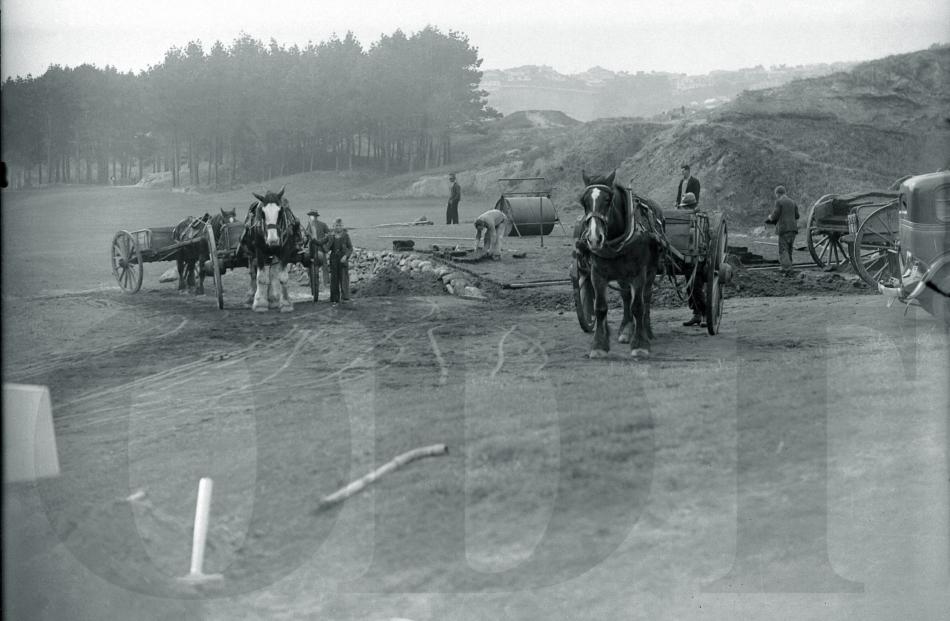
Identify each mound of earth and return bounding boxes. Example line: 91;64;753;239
353;265;447;297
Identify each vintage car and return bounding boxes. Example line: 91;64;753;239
877;170;950;323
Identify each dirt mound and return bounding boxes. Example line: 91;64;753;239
353;265;447;297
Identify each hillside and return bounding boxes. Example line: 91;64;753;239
458;45;950;227
481;61;857;121
216;46;948;231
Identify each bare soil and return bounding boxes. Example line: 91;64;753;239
3;186;948;621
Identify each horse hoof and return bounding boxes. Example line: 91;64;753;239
631;348;650;358
280;305;294;313
589;349;609;359
618;334;630;343
253;306;268;313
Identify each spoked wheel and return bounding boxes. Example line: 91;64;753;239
806;197;851;269
705;217;728;335
206;225;224;309
111;230;143;293
571;261;595;333
851;203;900;288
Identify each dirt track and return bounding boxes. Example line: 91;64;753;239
3;186;949;620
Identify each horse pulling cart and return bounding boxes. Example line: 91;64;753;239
110;218;320;309
571;185;730;337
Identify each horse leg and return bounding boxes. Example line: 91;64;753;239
195;255;206;295
590;271;610;358
245;260;257;307
618;281;634;344
267;263;281;309
630;276;651;358
252;263;270;312
644;267;657;341
278;262;294;313
185;257;197;294
176;256;187;293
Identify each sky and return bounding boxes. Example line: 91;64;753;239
2;0;948;80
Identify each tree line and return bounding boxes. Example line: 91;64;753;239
1;27;497;189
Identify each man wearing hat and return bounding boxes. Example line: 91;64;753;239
446;173;461;224
678;189;707;327
675;164;701;208
327;217;353;303
305;209;330;295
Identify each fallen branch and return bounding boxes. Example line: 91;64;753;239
317;444;449;509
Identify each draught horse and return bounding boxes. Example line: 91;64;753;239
172;213;210;294
240;187;302;312
172;208;237;295
576;171;665;357
196;208;237;294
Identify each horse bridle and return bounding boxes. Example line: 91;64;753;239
581;184;614;229
254;203;287;241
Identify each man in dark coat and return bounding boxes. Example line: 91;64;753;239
327;218;353;303
675;164;701;208
446;173;461;224
765;185;800;275
676;191;707;327
305;209;331;293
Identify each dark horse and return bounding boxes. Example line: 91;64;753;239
576;171;665;357
195;207;237;293
172;213;210;294
240;187;302;312
172;208;237;295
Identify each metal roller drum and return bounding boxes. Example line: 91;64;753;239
494;196;558;236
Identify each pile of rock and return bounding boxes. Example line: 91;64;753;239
346;248;488;300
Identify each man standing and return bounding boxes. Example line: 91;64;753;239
306;209;331;293
675;164;701;208
446;173;461;224
677;191;707;327
327;218;353;303
474;207;512;260
765;185;800;275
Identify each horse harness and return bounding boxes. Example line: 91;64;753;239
580;184;668;260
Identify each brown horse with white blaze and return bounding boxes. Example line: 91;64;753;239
576;171;665;357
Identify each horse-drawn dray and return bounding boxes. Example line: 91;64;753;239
110;200;321;310
110;219;225;307
571;172;731;357
804;177;908;283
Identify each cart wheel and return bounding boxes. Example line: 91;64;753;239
805;197;850;269
571;261;595;333
111;230;143;293
206;225;224;309
851;203;900;289
705;217;727;335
